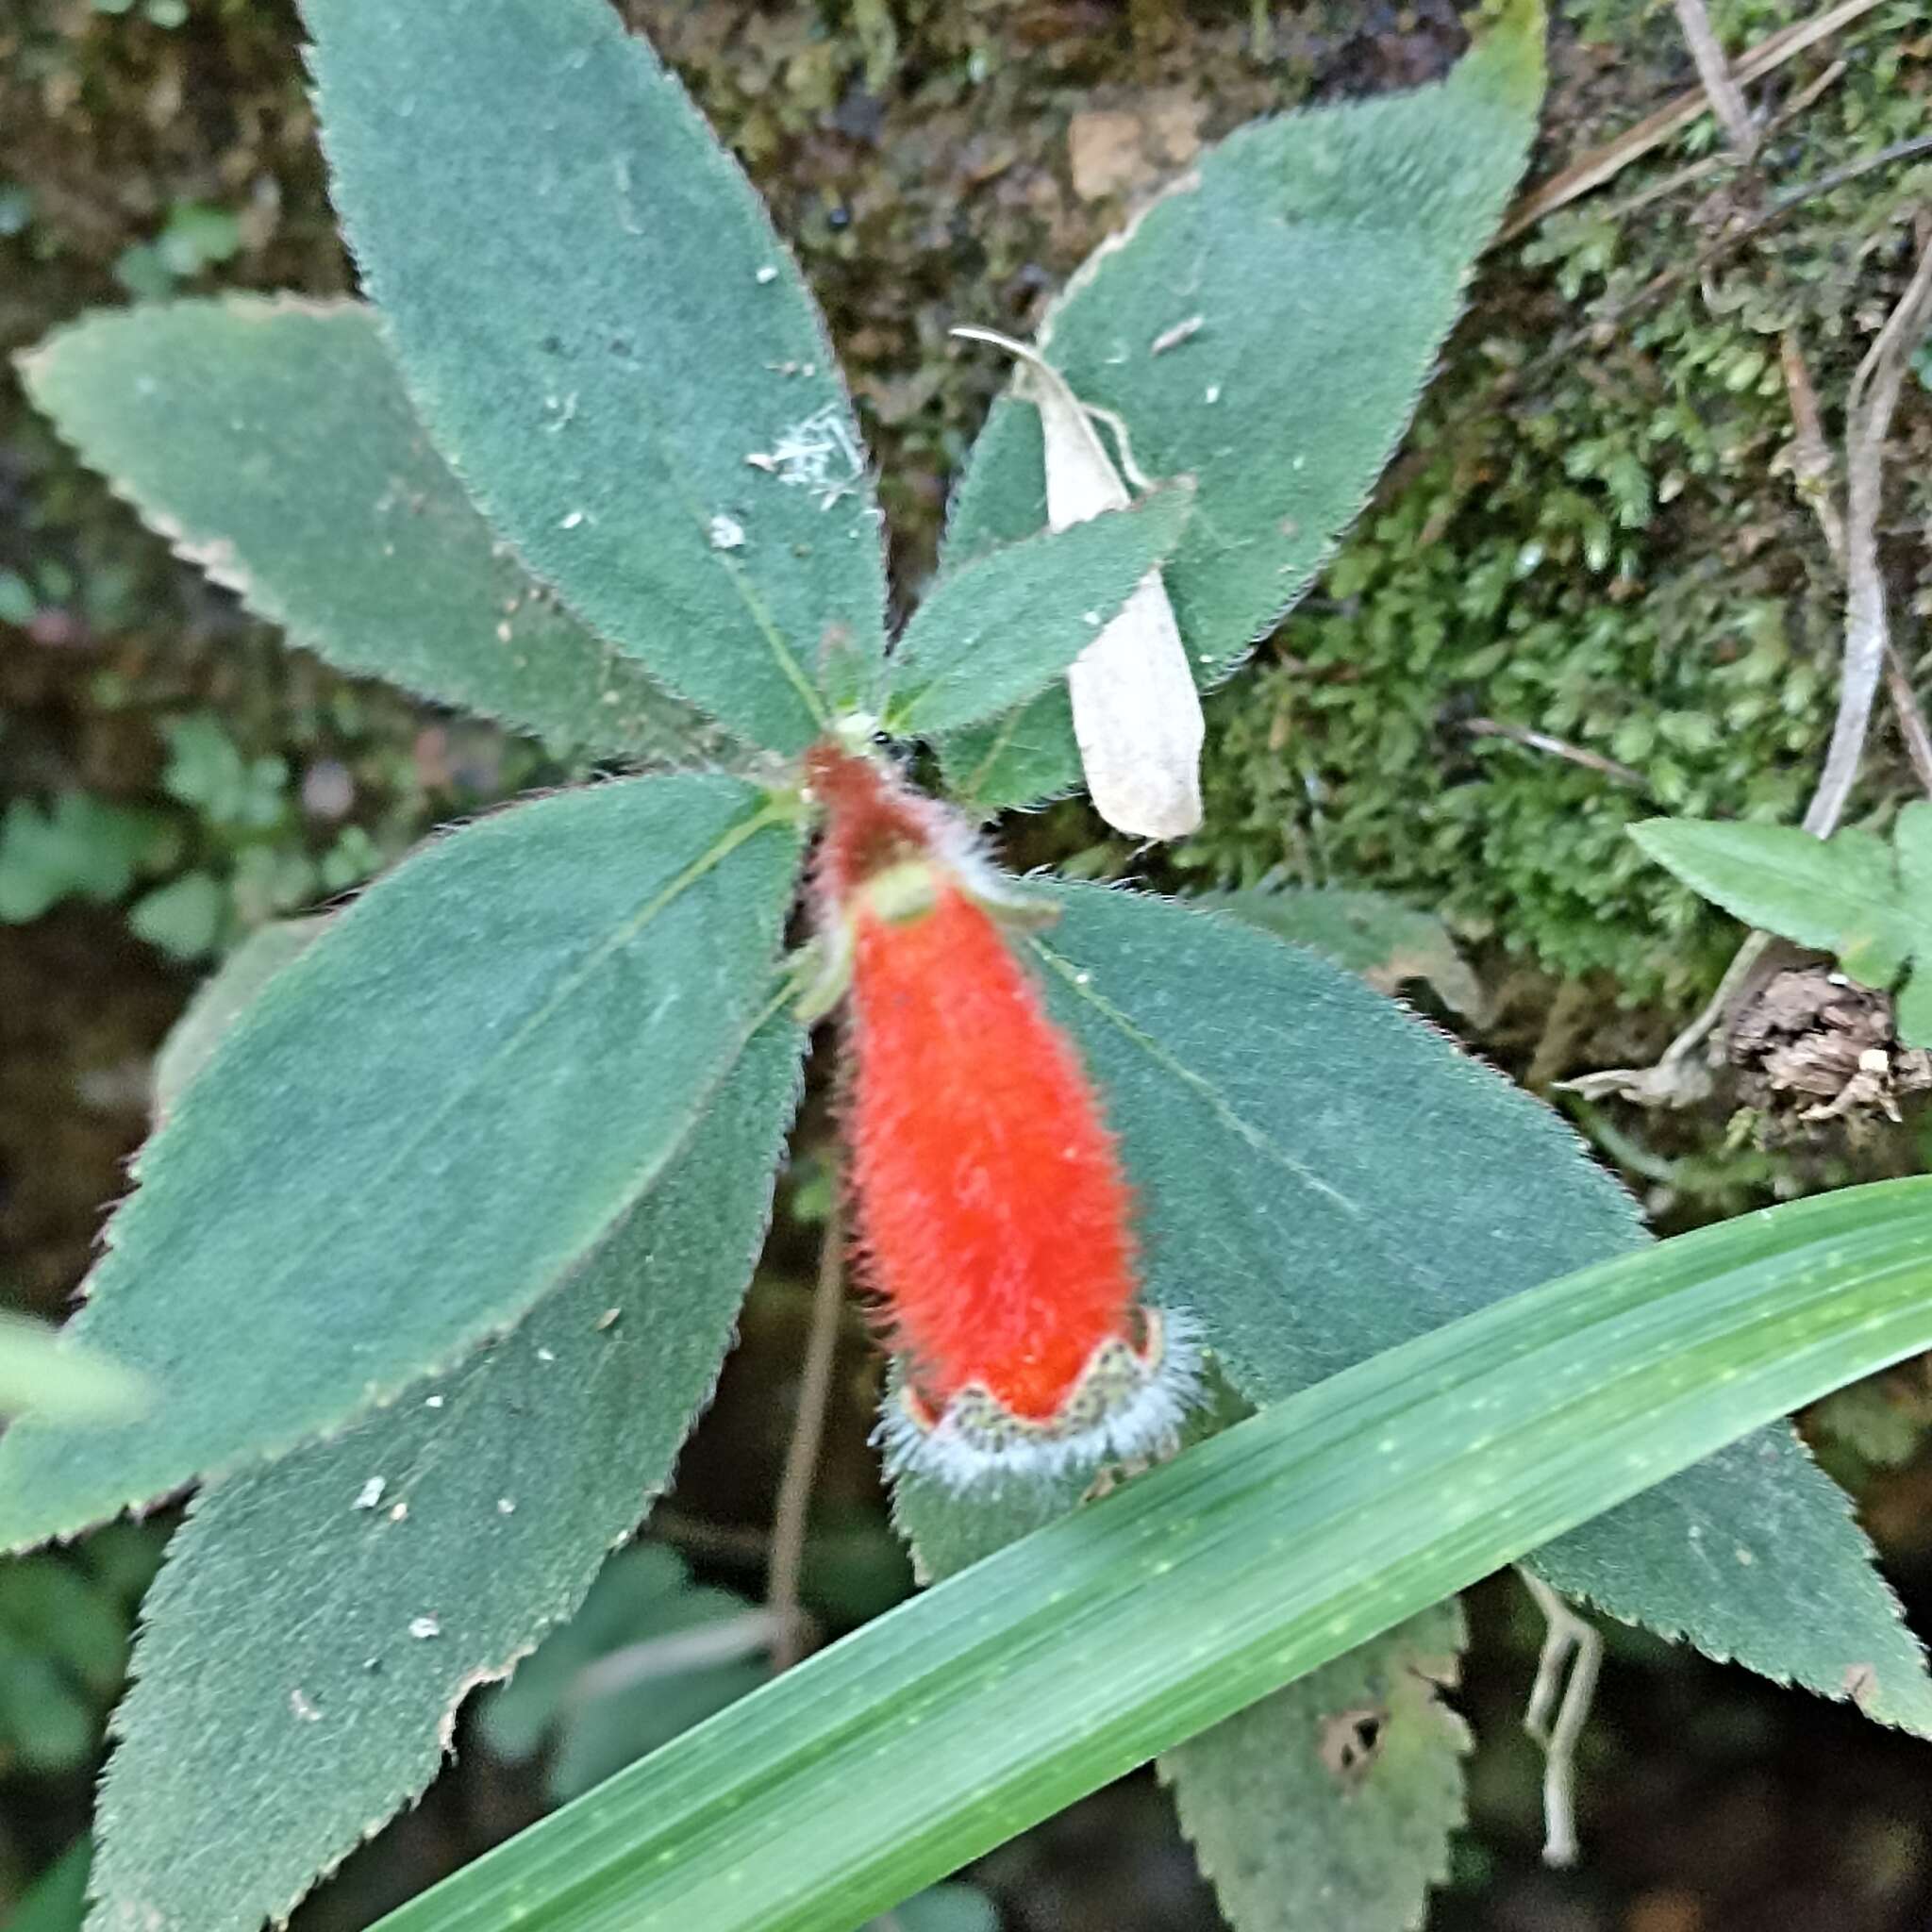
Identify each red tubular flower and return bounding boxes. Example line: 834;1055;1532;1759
806;743;1196;1488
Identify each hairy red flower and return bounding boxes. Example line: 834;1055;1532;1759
806;744;1194;1487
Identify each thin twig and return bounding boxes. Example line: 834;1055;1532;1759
767;1194;847;1671
1671;0;1758;159
1518;1568;1604;1869
1465;717;1651;791
1782;327;1932;799
1885;648;1932;798
1599;153;1727;228
1778;326;1846;566
1583;137;1932;353
1770;56;1849;133
1765;133;1932;227
1803;226;1932;837
1498;0;1885;242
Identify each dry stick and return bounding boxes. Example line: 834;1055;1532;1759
1518;1567;1605;1869
1671;0;1758;159
1782;325;1932;800
1464;717;1651;792
1502;136;1932;425
1779;327;1846;568
1591;45;1854;242
1803;228;1932;839
1885;648;1932;798
1498;0;1885;242
767;1196;847;1672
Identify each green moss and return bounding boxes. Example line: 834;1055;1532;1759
1174;2;1932;1008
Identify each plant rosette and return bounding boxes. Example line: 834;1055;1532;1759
11;6;1932;1932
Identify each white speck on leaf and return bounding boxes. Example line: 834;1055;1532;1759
1150;314;1204;356
409;1616;441;1641
559;508;587;530
290;1689;322;1722
1204;383;1223;405
595;1307;622;1332
708;514;747;550
354;1478;385;1511
755;264;778;284
424;1394;444;1408
497;1498;517;1515
744;406;864;509
389;1502;409;1524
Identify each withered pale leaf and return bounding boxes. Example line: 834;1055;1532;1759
953;327;1203;839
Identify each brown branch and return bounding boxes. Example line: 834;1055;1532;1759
1499;0;1885;242
767;1194;847;1671
1671;0;1758;160
1777;327;1846;566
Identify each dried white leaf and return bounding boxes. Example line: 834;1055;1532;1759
953;326;1203;839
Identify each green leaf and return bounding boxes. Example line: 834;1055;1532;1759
890;1887;1000;1932
1163;1602;1470;1932
0;794;168;922
18;300;714;762
1027;884;1932;1729
882;490;1193;740
304;0;888;751
1634;807;1932;1045
1206;884;1487;1020
90;1021;801;1932
0;774;804;1550
126;872;227;960
0;1557;129;1699
481;1543;770;1805
0;1313;144;1424
357;1175;1932;1932
939;2;1542;810
150;917;331;1120
8;1839;92;1932
155;716;288;829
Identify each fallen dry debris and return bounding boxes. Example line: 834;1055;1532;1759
1728;966;1932;1125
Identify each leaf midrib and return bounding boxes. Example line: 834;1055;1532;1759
117;793;791;1420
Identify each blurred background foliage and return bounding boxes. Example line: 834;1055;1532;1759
4;1;1932;1927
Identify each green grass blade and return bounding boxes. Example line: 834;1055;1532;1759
363;1176;1932;1932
